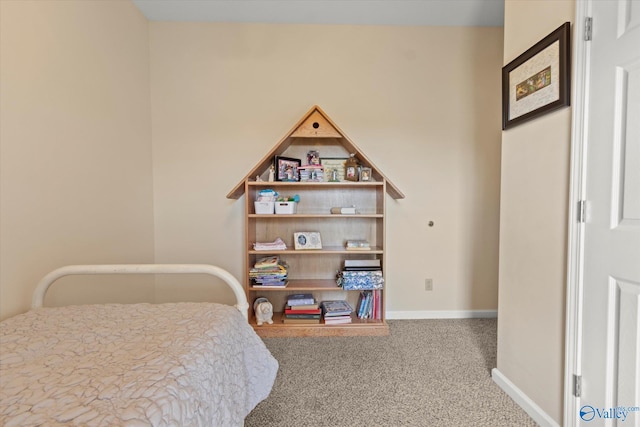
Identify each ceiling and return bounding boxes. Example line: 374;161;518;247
132;0;504;27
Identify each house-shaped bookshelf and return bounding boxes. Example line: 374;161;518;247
228;105;404;337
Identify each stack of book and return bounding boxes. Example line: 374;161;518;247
356;290;382;320
250;256;288;288
283;294;321;324
298;165;324;182
321;300;353;324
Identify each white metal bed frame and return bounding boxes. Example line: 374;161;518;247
31;264;249;320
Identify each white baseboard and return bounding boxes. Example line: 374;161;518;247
386;310;497;319
491;368;559;427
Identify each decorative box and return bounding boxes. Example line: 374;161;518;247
275;201;297;214
254;201;275;214
338;270;384;290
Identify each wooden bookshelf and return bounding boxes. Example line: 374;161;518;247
227;106;404;337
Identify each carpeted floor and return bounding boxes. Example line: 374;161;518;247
245;318;537;427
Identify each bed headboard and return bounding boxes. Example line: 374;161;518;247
31;264;249;320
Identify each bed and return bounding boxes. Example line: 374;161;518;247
0;264;278;426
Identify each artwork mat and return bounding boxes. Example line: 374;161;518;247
502;22;571;130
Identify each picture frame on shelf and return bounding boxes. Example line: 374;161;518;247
501;22;571;130
294;232;322;250
274;156;301;181
320;157;347;182
360;167;372;182
306;150;320;165
344;156;359;182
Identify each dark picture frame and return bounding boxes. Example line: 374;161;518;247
274;156;301;181
502;22;571;130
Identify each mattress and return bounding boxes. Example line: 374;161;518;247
0;302;278;426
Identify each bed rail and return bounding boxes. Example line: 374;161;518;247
31;264;249;320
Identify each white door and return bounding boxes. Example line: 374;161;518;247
580;0;640;425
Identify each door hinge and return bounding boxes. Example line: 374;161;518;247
584;17;593;41
578;200;587;223
574;374;582;397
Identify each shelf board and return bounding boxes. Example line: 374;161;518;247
248;181;383;188
250;313;389;337
249;246;382;255
249;213;383;218
251;279;341;291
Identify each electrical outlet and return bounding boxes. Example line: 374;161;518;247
424;278;433;291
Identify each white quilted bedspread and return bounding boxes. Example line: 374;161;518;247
0;303;278;426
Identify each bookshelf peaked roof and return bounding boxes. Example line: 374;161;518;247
226;105;404;200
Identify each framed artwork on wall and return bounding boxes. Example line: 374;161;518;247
502;22;571;130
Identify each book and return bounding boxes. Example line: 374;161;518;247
321;300;353;317
287;293;316;306
252;281;288;289
357;292;370;318
287;303;319;310
254;255;280;269
284;306;321;315
324;315;352;324
284;313;322;319
282;317;321;324
356;291;381;319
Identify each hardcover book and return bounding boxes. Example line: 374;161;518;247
254;255;280;269
287;293;316;306
321;300;353;317
282;318;321;324
324;315;353;324
284;313;322;319
284;306;322;315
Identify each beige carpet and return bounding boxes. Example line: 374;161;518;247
245;319;537;427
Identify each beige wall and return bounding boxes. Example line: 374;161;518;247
149;23;504;311
497;0;575;422
0;4;504;319
0;0;155;320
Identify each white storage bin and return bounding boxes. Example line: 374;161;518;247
254;201;275;214
275;201;297;214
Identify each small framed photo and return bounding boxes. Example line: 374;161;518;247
360;167;372;182
307;150;320;165
294;232;322;250
274;156;301;181
345;163;358;181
